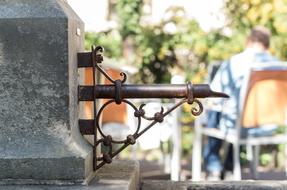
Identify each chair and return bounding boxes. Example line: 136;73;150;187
192;61;287;181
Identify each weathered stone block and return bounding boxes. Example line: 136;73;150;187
0;160;140;190
0;0;93;184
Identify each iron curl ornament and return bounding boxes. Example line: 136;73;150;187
77;45;229;170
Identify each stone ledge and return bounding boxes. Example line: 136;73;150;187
0;160;140;190
141;180;287;190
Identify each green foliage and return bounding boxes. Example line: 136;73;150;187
85;0;287;84
134;6;237;83
181;125;193;157
260;153;273;166
135;24;178;83
116;0;143;40
85;31;122;58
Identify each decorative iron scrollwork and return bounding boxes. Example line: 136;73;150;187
77;45;228;170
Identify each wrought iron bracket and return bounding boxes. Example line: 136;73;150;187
77;46;228;171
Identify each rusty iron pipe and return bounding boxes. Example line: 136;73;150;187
78;83;229;101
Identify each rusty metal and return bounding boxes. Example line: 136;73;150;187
91;46;99;170
78;84;228;101
78;45;228;171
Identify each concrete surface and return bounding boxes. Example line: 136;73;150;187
141;180;287;190
0;0;93;184
0;160;139;190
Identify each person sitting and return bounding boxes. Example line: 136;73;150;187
203;26;279;180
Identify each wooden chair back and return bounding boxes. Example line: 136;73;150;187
242;69;287;128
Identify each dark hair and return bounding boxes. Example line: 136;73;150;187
247;26;271;49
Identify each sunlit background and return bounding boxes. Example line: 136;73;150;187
68;0;225;32
68;0;287;181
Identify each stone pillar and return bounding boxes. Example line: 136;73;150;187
0;0;93;184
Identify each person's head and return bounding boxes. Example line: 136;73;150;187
246;26;271;51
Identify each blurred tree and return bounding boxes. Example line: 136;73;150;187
134;7;183;83
85;31;122;59
85;0;287;84
116;0;143;40
224;0;287;60
135;25;177;83
134;6;233;83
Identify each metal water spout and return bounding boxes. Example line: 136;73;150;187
78;46;228;170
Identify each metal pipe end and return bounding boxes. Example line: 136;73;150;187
208;85;229;98
193;84;229;98
210;90;229;98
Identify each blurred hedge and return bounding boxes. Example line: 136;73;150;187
86;0;287;84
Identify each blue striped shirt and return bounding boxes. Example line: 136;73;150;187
209;48;278;131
